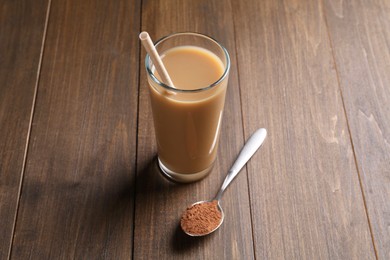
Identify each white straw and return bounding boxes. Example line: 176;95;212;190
139;32;175;88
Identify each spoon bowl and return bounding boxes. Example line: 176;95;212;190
181;200;225;237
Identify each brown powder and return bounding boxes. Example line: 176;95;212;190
180;200;222;236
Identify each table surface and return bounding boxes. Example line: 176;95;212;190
1;0;389;259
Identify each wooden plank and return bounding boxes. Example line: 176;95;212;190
0;0;49;259
10;0;140;258
232;0;376;258
324;0;390;258
134;0;254;258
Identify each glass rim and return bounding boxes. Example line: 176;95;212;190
145;32;230;93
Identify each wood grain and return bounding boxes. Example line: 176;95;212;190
134;0;254;258
324;0;390;258
0;0;49;258
232;0;376;258
9;0;140;258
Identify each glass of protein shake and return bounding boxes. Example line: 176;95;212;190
145;32;230;183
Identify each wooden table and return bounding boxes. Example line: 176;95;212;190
1;0;389;259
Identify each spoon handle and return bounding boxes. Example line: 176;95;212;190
215;128;267;201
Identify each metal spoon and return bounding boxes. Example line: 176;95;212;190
181;128;267;236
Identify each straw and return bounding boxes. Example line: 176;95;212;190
139;32;175;88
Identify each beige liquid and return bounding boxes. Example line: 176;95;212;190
147;46;228;182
